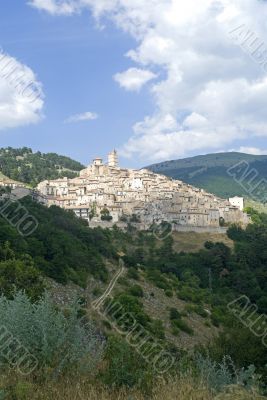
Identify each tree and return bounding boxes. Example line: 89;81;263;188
0;258;44;300
100;208;112;221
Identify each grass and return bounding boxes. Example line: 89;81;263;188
171;231;234;253
245;199;267;214
0;171;8;180
0;374;265;400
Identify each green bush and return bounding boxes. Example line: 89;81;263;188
117;277;130;286
172;327;180;337
171;319;194;335
110;293;150;328
0;291;105;376
195;354;259;392
169;308;181;320
92;287;102;297
0;257;44;301
126;267;139;280
177;287;204;303
184;305;208;318
128;284;144;297
149;319;165;339
164;289;173;297
100;336;154;390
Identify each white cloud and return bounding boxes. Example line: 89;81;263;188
64;111;98;123
28;0;78;15
0;50;43;130
237;147;267;156
114;68;157;91
29;0;267;162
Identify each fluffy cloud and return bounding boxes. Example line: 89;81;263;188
237;147;267;156
0;50;43;130
28;0;78;15
64;111;98;123
114;68;157;91
29;0;267;162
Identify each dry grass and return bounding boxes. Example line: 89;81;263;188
1;374;265;400
171;231;234;253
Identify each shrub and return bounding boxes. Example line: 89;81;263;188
169;308;181;320
130;214;141;223
211;314;220;327
171;319;194;335
172;327;180;337
194;354;259;393
164;289;173;297
92;287;102;297
110;293;151;328
149;319;165;339
128;284;144;297
194;306;208;318
117;277;129;286
184;305;208;318
0;258;44;301
100;208;112;221
100;336;154;390
177;287;204;303
127;267;139;280
119;214;128;222
0;291;105;376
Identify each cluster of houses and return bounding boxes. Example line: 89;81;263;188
35;150;248;231
0;177;25;190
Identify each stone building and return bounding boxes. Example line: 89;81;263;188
37;151;249;230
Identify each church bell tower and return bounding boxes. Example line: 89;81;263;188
108;150;119;168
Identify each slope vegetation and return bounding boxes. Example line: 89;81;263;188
0;147;84;186
147;152;267;199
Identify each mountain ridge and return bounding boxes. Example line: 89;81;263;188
146;151;267;200
0;147;85;186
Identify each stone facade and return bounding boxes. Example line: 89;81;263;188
37;151;249;229
0;178;26;190
229;196;244;211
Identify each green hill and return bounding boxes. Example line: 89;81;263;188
146;152;267;201
1;195;267;396
0;147;85;186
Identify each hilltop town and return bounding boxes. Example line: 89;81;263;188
34;150;248;231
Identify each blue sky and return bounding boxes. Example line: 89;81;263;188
1;1;267;167
0;1;154;167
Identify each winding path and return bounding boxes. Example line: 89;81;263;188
92;258;125;310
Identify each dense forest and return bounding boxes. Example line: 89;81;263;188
0;193;267;398
0;147;84;186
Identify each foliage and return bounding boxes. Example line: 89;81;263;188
0;256;44;301
126;267;139;280
100;208;112;221
207;318;267;383
147;151;267;200
100;336;154;390
171;318;194;335
0;198;115;286
0;147;84;186
170;307;182;320
0;291;105;375
195;354;260;392
128;284;144;297
130;214;141;223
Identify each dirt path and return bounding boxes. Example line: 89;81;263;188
92;258;125;310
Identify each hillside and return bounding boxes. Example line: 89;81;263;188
0;147;85;186
0;194;267;397
147;152;267;200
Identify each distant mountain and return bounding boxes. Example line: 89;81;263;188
0;147;85;186
146;152;267;200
